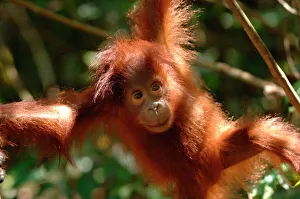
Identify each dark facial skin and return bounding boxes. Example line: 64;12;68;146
124;69;173;133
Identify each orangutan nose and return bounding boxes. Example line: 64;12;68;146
149;102;160;114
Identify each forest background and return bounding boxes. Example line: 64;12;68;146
1;0;300;198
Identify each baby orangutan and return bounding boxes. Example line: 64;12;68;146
0;0;300;198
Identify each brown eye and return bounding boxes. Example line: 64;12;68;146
151;83;161;91
133;91;143;99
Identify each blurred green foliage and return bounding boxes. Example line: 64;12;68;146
1;0;300;198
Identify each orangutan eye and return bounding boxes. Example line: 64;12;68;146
151;82;161;91
133;91;143;99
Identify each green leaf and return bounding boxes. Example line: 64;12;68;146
293;180;300;188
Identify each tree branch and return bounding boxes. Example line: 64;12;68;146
6;0;291;102
283;36;300;79
277;0;299;15
224;0;300;113
194;59;285;97
8;0;109;38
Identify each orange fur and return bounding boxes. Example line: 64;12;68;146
0;1;299;199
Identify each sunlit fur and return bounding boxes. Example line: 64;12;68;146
0;0;300;199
